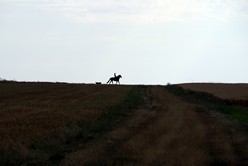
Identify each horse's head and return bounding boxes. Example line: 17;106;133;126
118;75;122;78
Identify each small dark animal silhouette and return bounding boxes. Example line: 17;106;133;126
107;75;122;84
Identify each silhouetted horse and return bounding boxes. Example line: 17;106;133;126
107;75;122;84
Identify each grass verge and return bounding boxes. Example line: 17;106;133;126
165;84;248;126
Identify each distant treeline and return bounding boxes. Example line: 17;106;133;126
0;78;17;83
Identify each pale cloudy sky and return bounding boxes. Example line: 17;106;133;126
0;0;248;84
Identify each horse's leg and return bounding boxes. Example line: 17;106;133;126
107;78;111;84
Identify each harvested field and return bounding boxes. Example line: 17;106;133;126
0;82;247;165
179;83;248;100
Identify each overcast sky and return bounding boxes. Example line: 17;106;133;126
0;0;248;84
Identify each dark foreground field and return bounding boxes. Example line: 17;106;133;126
0;82;247;166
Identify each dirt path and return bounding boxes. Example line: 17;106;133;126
61;86;247;166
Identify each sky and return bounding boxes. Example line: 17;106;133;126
0;0;248;84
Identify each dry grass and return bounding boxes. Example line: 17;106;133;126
0;82;131;165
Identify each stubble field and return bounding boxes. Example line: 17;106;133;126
179;83;248;100
0;82;247;165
